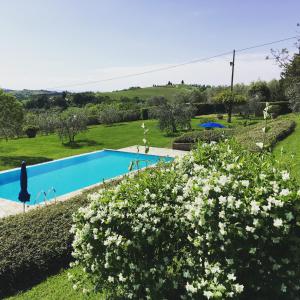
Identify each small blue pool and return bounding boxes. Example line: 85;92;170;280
0;150;172;205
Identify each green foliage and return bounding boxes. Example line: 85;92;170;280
193;103;226;115
156;103;195;133
174;129;232;144
248;80;271;101
57;108;88;143
0;196;90;298
23;125;39;138
98;105;122;125
236;118;296;151
0;90;24;140
141;108;149;120
71;141;300;299
214;89;246;122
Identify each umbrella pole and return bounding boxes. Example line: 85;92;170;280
23;202;25;213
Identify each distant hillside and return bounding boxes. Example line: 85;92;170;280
4;89;61;100
97;85;201;101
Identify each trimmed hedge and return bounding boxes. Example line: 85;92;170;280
174;129;233;144
193;103;226;115
236;118;296;151
0;197;87;298
256;101;292;116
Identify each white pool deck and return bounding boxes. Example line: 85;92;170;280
0;146;187;219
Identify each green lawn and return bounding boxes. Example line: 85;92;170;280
0;119;190;171
0;116;248;172
8;267;104;300
273;113;300;180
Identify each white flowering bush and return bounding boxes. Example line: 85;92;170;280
71;141;300;299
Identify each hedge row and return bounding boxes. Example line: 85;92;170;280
193;103;226;115
173;129;233;144
258;101;292;115
236;118;296;151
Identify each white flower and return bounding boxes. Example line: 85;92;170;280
280;189;290;196
108;276;114;283
281;171;290;181
227;273;236;281
219;175;229;186
273;218;283;228
141;123;145;129
250;201;260;215
142;138;147;144
186;282;197;294
256;142;264;149
241;180;249;187
234;283;244;293
246;226;255;233
118;273;126;282
203;290;214;299
281;283;287;293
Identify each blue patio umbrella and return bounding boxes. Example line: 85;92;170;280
198;122;226;129
18;161;31;212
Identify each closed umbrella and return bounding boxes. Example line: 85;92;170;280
18;161;31;212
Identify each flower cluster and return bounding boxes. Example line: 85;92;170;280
70;141;300;299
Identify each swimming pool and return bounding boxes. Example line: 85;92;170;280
0;150;172;205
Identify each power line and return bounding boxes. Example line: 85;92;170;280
47;35;298;90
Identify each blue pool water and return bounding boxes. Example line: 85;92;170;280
0;150;171;205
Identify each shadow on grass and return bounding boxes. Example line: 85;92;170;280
63;139;102;149
103;123;127;127
0;156;52;168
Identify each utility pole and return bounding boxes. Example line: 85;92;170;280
228;49;235;123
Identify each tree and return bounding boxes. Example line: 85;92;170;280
214;89;246;122
98;105;121;125
0;90;24;140
248;81;271;101
56;108;88;143
156;102;194;134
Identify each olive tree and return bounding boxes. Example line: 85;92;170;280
214;89;246;122
156;102;195;134
0;90;24;140
57;108;88;143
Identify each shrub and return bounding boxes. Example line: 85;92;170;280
193;103;226;115
71;141;300;299
141;108;149;120
216;114;223;120
174;129;232;144
98;106;122;125
236;118;296;151
0;196;88;298
23;125;39;138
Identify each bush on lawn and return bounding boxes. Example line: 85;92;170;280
0;195;90;298
23;125;39;138
174;129;232;144
71;141;300;299
236;119;296;152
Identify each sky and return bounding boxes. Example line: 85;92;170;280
0;0;299;92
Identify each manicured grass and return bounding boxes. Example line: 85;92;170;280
8;267;104;300
0;116;244;171
0;119;190;171
273;113;300;181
